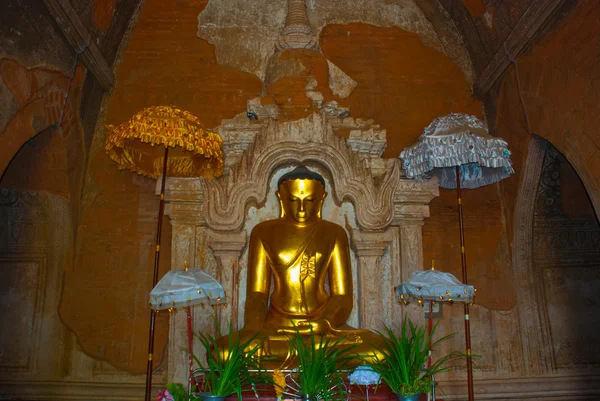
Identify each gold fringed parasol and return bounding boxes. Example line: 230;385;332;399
104;105;224;401
105;105;224;179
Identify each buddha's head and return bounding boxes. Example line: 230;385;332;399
276;166;327;223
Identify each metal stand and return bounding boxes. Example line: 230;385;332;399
186;306;195;396
144;147;169;401
455;166;475;401
427;299;434;401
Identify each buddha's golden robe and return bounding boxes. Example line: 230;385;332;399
219;174;382;367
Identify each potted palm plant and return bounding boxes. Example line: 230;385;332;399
191;325;268;401
286;329;358;401
369;317;464;401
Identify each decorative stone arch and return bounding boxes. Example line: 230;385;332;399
511;136;554;376
163;111;438;383
201;121;429;232
560;137;600;220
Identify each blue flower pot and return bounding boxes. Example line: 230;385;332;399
198;392;228;401
396;393;421;401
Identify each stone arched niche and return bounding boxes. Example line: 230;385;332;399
235;164;363;329
162;110;438;382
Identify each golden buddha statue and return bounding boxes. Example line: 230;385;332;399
220;166;382;367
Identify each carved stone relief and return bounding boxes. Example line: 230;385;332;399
511;137;554;376
532;142;600;371
0;190;53;378
0;254;46;373
190;112;437;232
0;189;157;400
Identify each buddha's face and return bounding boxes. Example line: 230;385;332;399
277;179;327;223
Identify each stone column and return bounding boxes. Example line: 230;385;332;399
208;231;247;331
162;177;205;384
352;230;393;332
397;218;426;325
165;222;197;384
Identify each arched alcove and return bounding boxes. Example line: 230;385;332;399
512;135;600;380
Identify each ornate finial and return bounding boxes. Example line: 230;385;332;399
276;0;318;51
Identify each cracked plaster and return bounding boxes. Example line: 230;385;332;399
197;0;474;83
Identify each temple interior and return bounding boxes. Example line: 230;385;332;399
1;0;600;400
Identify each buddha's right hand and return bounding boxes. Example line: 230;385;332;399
245;336;270;357
276;319;334;335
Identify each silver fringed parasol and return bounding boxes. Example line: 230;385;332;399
399;113;514;401
400;113;514;189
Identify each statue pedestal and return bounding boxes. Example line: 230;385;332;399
205;383;433;401
191;366;436;401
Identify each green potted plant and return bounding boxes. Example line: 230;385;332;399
369;317;464;401
191;325;268;401
286;329;358;401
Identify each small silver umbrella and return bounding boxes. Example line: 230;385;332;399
396;267;475;305
396;262;475;401
149;263;225;390
150;267;225;310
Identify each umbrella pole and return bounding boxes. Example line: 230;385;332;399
456;166;474;401
186;306;195;393
427;300;433;370
145;147;169;401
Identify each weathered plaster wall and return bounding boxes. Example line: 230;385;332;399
61;175;173;373
423;185;514;311
64;0;263;374
197;0;474;83
319;23;480;157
